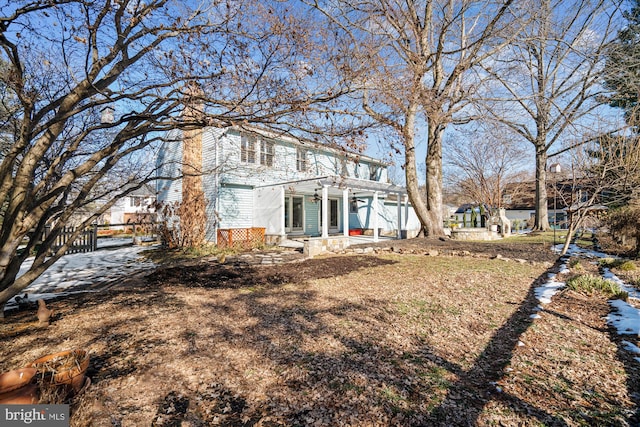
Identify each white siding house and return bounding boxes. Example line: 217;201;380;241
156;126;420;244
109;184;156;226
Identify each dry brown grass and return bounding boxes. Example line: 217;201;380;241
1;247;638;426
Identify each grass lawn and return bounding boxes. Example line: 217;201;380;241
0;241;638;426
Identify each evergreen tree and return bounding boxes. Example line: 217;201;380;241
605;0;640;126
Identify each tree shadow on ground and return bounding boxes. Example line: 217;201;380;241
612;329;640;425
424;268;569;426
148;255;580;425
5;252;636;425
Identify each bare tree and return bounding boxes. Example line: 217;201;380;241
482;0;622;230
557;117;640;255
444;124;530;211
306;0;527;236
0;0;360;313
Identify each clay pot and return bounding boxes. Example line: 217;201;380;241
27;349;89;393
0;383;39;404
0;367;37;394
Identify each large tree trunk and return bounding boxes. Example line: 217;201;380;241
424;119;445;237
534;145;550;231
403;106;430;237
403;110;446;238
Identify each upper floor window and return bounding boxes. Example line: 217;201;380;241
130;196;145;207
241;134;256;164
369;165;380;181
296;148;308;172
260;140;274;167
578;189;589;203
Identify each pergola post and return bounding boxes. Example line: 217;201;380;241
397;192;402;239
321;185;329;238
279;186;286;240
404;195;409;230
373;191;379;242
343;188;350;237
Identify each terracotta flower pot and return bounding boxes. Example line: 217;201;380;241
27;349;89;392
0;383;39;404
0;367;37;394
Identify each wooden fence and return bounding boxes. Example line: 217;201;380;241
45;222;159;255
217;227;266;249
46;225;98;255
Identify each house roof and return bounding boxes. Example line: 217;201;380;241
502;180;572;211
127;183;156;197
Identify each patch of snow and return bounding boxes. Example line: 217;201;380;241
564;243;610;259
5;244;157;312
565;245;640;361
535;280;565;305
602;268;640;300
621;340;640;354
558;262;570;275
96;237;134;248
607;299;640;336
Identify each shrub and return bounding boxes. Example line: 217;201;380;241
155;196;211;249
566;274;628;300
599;258;617;268
618;261;637;271
606;205;640;257
599;258;637;270
568;258;582;270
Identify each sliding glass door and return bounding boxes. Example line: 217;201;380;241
285;195;304;233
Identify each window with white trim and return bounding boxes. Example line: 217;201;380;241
369;164;380;181
260;140;274;166
296;148;307;172
241;134;256;164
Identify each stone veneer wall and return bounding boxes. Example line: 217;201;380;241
303;236;351;257
450;228;500;241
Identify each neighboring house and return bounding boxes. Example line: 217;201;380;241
109;184;157;226
66;200;110;227
501;179;589;229
156;126;420;244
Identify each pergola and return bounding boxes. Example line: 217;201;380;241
257;175;410;242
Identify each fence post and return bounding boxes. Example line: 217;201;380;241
92;224;98;251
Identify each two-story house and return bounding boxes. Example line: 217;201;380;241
156;125;420;246
109;184;157;227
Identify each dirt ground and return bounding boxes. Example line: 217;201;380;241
1;237;638;426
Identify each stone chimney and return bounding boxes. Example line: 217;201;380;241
180;83;206;245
